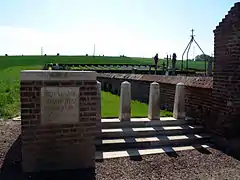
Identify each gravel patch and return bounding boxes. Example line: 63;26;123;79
0;120;240;180
96;148;240;180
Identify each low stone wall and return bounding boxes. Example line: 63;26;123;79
97;73;213;127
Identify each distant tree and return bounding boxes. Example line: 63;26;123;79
57;53;60;56
44;54;47;56
5;54;8;56
195;54;213;62
86;54;88;56
103;55;104;56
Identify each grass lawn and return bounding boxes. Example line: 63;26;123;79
101;91;172;118
0;55;202;118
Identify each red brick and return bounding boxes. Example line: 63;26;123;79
20;77;97;172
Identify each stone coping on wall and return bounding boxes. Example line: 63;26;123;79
97;73;213;89
21;70;96;81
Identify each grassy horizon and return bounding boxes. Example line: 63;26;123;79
0;55;205;118
0;55;207;70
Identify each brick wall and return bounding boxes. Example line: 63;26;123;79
185;86;212;129
20;70;97;172
212;2;240;138
97;73;213;126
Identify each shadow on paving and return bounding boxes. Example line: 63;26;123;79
192;144;212;155
0;135;96;180
1;131;239;179
123;126;214;160
22;169;96;180
96;126;215;163
154;126;180;158
212;142;240;161
0;135;22;180
124;127;143;161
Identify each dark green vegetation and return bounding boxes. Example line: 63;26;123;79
194;54;213;62
0;55;205;118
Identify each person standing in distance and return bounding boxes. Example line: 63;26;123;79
154;53;159;74
172;53;177;75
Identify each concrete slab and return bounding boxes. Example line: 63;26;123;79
102;128;123;132
95;144;210;159
101;125;203;133
97;134;210;145
13;116;191;122
132;127;155;131
100;117;196;129
12;116;21;121
101;117;177;123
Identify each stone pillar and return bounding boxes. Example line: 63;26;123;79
173;82;185;119
97;81;101;121
20;70;97;172
96;81;101;136
148;82;160;120
119;81;131;121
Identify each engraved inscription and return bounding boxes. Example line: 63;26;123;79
41;87;79;124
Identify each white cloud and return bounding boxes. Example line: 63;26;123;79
0;25;213;58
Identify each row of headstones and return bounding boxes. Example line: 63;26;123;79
83;65;150;70
97;81;185;120
47;64;162;71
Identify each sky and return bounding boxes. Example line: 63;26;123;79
0;0;239;58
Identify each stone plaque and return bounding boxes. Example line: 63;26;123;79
41;87;79;124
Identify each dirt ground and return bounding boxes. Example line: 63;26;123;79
1;120;240;180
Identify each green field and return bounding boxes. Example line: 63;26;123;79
0;55;204;118
101;91;172;117
0;55;206;71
